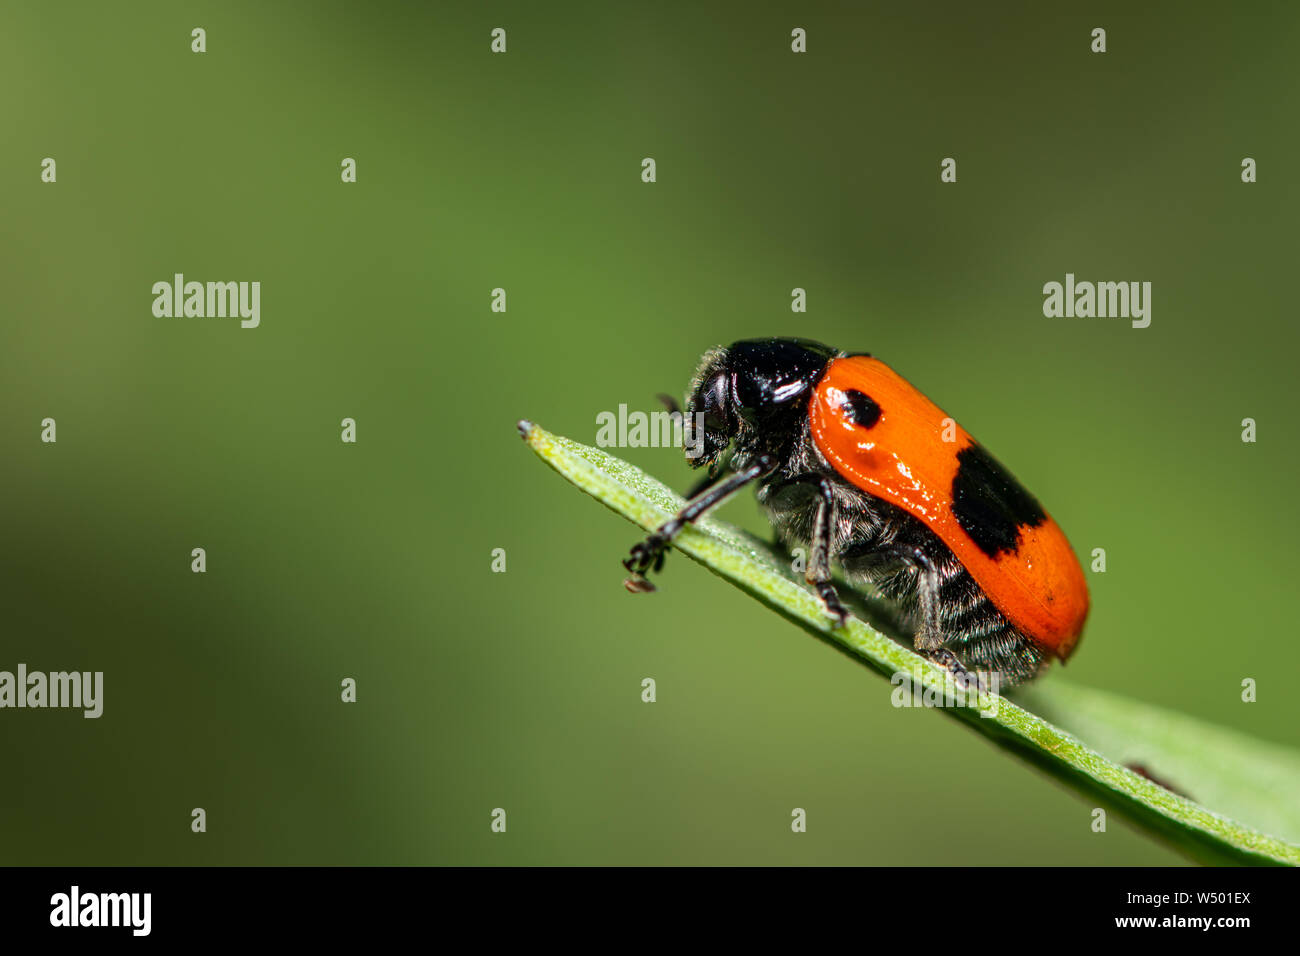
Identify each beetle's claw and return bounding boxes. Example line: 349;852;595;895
624;536;668;590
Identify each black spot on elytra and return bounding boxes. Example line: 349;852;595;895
951;443;1046;558
841;389;882;428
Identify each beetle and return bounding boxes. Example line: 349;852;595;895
622;337;1089;687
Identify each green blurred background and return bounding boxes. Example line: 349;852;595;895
2;1;1296;865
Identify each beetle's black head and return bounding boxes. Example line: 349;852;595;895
684;338;839;468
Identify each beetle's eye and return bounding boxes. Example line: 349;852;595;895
701;373;733;427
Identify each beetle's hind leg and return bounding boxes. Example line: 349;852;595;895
895;545;945;653
904;550;996;690
925;647;990;692
846;539;974;672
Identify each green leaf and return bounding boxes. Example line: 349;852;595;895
518;419;1300;866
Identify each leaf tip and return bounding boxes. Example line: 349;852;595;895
516;419;535;441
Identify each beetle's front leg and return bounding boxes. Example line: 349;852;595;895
623;456;775;592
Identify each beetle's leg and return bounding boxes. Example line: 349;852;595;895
623;455;776;591
763;473;849;627
896;547;992;689
844;538;985;688
681;468;718;501
927;647;984;692
903;545;945;653
803;478;849;628
847;540;946;650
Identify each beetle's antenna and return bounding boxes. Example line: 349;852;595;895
656;392;682;417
